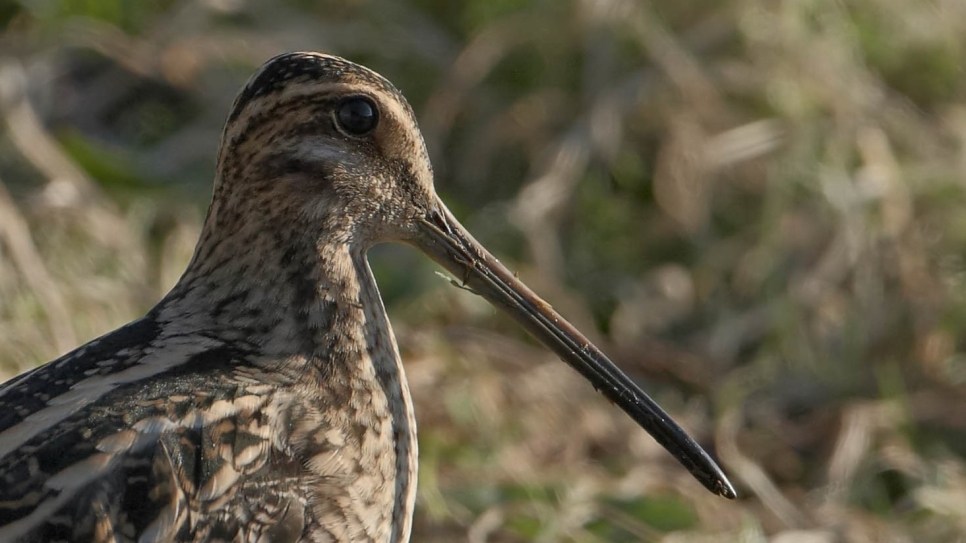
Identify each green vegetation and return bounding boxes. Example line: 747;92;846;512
1;0;965;540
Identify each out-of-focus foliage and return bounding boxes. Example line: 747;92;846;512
1;0;965;540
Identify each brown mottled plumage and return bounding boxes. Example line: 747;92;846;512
0;53;734;543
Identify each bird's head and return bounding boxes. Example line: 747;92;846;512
201;52;735;500
212;52;437;247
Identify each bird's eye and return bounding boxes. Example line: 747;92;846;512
335;97;379;136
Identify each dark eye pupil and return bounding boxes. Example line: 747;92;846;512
337;97;378;135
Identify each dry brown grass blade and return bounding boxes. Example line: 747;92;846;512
0;176;76;354
0;59;138;263
717;406;811;529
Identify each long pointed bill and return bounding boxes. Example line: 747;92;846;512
415;202;736;499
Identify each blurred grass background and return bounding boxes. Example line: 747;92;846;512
0;0;965;541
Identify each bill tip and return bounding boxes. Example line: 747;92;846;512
716;477;738;499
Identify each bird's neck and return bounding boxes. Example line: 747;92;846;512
160;222;418;542
162;215;350;350
162;217;403;379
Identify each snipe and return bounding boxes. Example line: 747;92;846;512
0;52;734;543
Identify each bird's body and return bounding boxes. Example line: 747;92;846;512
0;53;733;543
